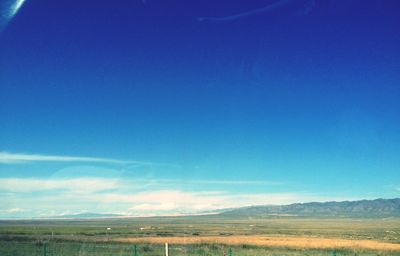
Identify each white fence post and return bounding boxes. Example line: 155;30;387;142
165;242;169;256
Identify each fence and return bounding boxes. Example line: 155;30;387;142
0;241;236;256
0;240;341;256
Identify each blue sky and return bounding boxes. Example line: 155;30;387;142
0;0;399;218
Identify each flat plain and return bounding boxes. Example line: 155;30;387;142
1;216;400;255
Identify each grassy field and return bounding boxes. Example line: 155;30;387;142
115;235;400;251
1;240;399;256
1;216;400;255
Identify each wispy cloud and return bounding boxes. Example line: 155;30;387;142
0;208;25;213
137;178;283;186
0;0;26;32
0;151;152;165
9;0;26;18
0;177;121;193
198;0;293;22
0;177;279;194
178;179;282;185
197;0;319;23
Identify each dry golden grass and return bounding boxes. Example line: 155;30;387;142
115;235;400;251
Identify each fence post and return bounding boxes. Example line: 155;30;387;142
228;248;233;256
132;244;138;256
165;243;169;256
41;242;47;256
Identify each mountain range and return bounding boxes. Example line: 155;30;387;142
220;198;400;218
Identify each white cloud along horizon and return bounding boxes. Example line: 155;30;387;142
0;151;376;218
0;176;363;218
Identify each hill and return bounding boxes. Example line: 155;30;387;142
220;198;400;218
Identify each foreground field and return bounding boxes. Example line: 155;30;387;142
1;240;400;256
1;216;400;255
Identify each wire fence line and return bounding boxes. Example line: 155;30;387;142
0;240;343;256
0;240;236;256
1;241;144;256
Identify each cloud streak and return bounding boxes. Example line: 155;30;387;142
198;0;292;22
0;177;121;193
141;178;283;186
197;0;319;23
0;208;25;213
9;0;25;18
0;0;26;32
0;151;153;166
0;177;280;194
